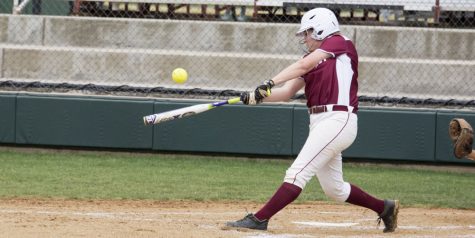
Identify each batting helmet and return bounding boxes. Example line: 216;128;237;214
296;8;340;41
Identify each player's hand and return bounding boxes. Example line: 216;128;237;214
241;80;275;105
255;79;275;101
240;91;256;105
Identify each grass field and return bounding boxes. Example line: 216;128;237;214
0;147;474;209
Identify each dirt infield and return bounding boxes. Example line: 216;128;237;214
1;199;474;237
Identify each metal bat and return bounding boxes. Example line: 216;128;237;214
143;97;241;125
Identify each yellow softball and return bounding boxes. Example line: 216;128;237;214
172;68;188;84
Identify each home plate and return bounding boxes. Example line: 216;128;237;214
293;221;358;227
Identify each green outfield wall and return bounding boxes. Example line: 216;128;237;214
0;93;474;164
0;94;16;143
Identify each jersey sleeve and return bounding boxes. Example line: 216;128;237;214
317;35;347;57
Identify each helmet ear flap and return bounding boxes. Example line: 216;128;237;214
311;30;324;40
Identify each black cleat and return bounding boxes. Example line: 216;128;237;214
377;199;400;233
225;213;268;231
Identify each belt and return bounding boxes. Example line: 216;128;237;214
308;105;357;114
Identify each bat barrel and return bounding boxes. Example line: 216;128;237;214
142;97;240;125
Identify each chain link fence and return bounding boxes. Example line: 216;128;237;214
0;0;474;109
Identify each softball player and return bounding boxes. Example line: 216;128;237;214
226;8;399;233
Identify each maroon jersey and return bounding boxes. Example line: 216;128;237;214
302;35;359;112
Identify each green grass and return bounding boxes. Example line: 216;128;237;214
0;148;474;209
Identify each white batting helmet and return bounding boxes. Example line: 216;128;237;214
296;8;340;41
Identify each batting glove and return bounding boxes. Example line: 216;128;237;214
240;92;254;105
260;79;275;92
240;90;266;105
241;80;275;105
255;79;274;100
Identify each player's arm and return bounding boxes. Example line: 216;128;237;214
264;78;305;102
241;49;331;105
270;49;332;86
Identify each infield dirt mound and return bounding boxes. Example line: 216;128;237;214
0;199;474;237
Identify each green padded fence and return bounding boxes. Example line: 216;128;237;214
0;93;16;143
344;109;437;162
292;106;440;162
15;94;154;149
2;93;474;164
152;101;294;155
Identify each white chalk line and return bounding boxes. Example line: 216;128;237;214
293;221;358;227
293;220;475;231
244;234;315;238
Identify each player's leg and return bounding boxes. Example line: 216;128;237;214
285;112;357;187
224;113;344;230
250;113;356;222
315;153;351;202
316;153;384;209
224;128;318;230
345;177;400;232
224;112;400;231
247;112;356;223
315;143;399;232
224;181;301;230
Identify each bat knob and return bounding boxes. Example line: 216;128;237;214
143;115;156;125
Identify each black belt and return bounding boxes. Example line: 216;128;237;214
308;105;357;114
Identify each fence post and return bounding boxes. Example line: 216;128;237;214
433;0;440;24
73;0;82;15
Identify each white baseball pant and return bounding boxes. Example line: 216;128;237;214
284;111;358;202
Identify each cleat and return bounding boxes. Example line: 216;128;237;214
377;199;400;233
225;213;268;231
